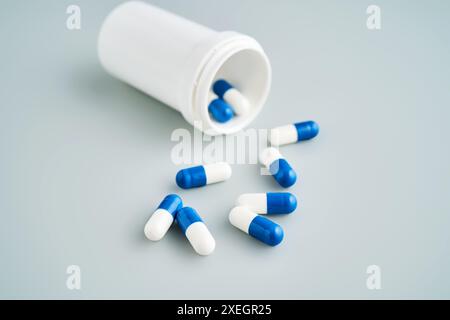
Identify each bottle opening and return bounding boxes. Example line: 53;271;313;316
194;36;272;135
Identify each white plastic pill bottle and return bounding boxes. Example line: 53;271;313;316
98;1;271;135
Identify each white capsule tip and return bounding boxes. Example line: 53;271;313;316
195;238;216;256
144;209;174;241
144;223;165;241
186;222;216;256
268;129;280;146
229;206;257;233
221;162;232;179
269;125;298;146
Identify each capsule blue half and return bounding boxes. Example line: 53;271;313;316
176;207;202;233
158;194;183;216
229;206;284;246
260;148;297;188
208;98;234;123
267;192;297;214
269;159;297;188
176;165;206;189
249;216;284;246
294;121;319;141
212;79;233;99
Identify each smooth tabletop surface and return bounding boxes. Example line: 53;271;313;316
1;0;449;299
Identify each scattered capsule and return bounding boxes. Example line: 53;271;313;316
259;147;297;188
269;121;319;146
144;194;183;241
229;206;284;246
236;192;297;214
176;162;232;189
176;207;215;256
212;79;249;116
208;96;234;123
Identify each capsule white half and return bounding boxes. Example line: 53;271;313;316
236;193;267;213
212;79;250;116
229;206;258;233
269;124;298;146
185;222;216;256
204;162;232;184
144;209;174;241
144;194;183;241
223;88;249;116
176;207;215;256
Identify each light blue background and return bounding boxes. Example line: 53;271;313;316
1;0;449;299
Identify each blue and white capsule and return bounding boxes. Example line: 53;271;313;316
269;121;319;146
259;147;297;188
176;162;232;189
208;94;234;123
237;192;297;214
212;79;249;116
229;206;284;246
144;194;183;241
176;207;216;256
